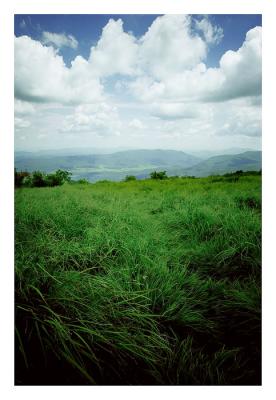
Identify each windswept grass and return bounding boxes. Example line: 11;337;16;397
15;175;261;384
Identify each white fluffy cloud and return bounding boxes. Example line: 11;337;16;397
138;15;207;80
210;26;262;101
15;35;103;104
41;31;78;49
129;25;262;103
15;17;261;107
61;103;121;136
89;19;138;77
14;15;262;150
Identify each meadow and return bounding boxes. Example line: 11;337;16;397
15;174;261;385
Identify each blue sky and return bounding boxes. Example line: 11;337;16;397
14;14;261;67
14;14;262;151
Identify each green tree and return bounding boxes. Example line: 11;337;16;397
150;171;168;180
31;171;47;187
14;169;30;187
55;169;72;183
124;175;137;182
45;173;62;187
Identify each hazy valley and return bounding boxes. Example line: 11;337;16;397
15;148;261;182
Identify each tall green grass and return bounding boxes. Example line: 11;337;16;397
15;175;261;384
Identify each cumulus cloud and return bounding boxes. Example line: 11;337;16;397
42;31;78;49
208;26;262;101
15;16;261;107
14;15;261;149
129;25;262;104
138;15;207;80
15;35;103;104
89;19;138;77
61;102;121;136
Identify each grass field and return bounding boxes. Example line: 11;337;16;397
15;175;261;385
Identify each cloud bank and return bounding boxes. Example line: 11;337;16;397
14;15;262;151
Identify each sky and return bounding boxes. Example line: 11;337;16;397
14;14;262;152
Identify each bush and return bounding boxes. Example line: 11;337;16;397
15;169;72;188
124;175;137;182
45;173;62;187
31;171;47;187
77;179;90;184
14;169;30;187
150;171;168;180
45;169;71;186
54;169;72;183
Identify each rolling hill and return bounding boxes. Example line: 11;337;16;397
182;151;262;177
15;149;201;181
15;149;261;182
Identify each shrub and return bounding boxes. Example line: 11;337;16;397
16;169;72;188
45;173;62;187
14;169;30;187
150;171;168;180
124;175;137;182
45;169;71;186
31;171;47;187
77;179;90;184
55;169;72;183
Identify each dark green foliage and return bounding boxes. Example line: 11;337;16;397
77;178;90;184
14;169;30;187
45;173;62;187
124;175;137;182
15;175;261;384
150;170;168;180
16;169;71;188
223;170;243;177
45;169;71;186
55;169;72;183
31;171;47;187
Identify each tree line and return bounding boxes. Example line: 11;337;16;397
15;169;71;188
15;168;261;187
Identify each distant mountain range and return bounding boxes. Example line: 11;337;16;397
188;147;257;159
183;151;262;177
15;149;261;182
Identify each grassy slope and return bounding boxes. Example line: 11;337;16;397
15;176;261;385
